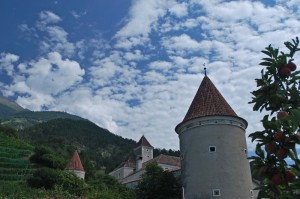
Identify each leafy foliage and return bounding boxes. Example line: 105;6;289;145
27;167;87;196
87;173;137;199
29;146;67;169
136;162;181;199
249;37;300;198
0;125;138;199
0;181;47;199
0;124;17;138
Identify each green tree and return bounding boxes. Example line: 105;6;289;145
27;167;86;196
0;124;17;138
87;173;136;199
249;37;300;198
29;146;67;169
136;163;181;199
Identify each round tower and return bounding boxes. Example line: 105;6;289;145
175;75;253;198
65;150;85;180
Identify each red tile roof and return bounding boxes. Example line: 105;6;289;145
116;155;136;169
183;75;237;122
136;135;153;148
143;154;181;168
65;151;84;171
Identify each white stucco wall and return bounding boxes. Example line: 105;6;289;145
67;169;85;180
109;166;134;180
177;116;254;199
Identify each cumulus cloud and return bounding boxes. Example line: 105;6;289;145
6;52;84;110
0;53;19;76
169;2;188;17
148;61;173;72
40;11;61;23
161;34;204;55
115;0;188;49
39;26;76;56
2;1;300;152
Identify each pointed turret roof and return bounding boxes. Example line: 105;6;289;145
65;150;84;171
136;135;153;148
182;75;237;122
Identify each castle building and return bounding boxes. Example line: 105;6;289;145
109;135;181;188
133;135;154;170
175;74;254;198
65;150;85;179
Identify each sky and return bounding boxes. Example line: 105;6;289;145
0;0;300;152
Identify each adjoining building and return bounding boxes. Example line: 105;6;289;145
65;150;85;180
109;135;181;188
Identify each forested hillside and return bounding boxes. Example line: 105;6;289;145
0;95;180;175
19;118;137;173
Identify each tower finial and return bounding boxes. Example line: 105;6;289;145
203;63;207;76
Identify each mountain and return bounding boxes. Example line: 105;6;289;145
0;96;138;173
0;96;179;174
0;96;25;117
19;118;137;173
0;96;85;129
1;110;86;129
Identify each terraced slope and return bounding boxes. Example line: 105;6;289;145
0;133;34;182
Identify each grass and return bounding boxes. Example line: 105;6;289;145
0;132;33;183
0;181;47;199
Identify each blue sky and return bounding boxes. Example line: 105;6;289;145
0;0;300;152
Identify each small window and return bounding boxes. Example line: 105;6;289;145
212;189;221;197
250;190;254;197
244;148;247;154
209;146;216;152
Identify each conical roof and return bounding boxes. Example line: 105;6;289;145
182;75;237;122
136;135;153;148
65;150;84;171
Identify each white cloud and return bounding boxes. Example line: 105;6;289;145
116;0;168;38
0;53;19;76
7;52;84;110
142;71;167;84
148;61;173;72
38;11;61;27
115;0;186;49
161;34;203;55
71;11;80;19
70;10;87;19
40;26;76;56
205;1;253;22
124;50;145;61
169;2;188;17
34;11;77;57
3;1;300;152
